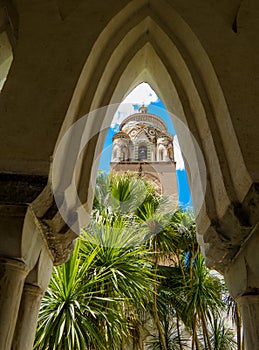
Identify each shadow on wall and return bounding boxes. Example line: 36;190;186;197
0;31;13;91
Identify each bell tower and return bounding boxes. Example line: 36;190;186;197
110;107;178;198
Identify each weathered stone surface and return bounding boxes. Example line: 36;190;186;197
0;0;258;348
201;183;259;273
0;173;48;204
237;296;259;349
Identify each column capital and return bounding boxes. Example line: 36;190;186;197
0;257;29;274
0;174;78;267
26;204;78;265
237;295;259;306
224;222;259;298
198;182;259;274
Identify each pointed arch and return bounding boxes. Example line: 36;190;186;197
51;0;251;266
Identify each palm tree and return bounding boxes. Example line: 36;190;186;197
35;212;155;350
146;320;188;350
135;197;181;350
209;317;236;350
146;264;190;350
93;172;181;350
168;210;198;280
224;293;244;350
178;254;225;350
81;215;155;349
92;175;236;350
35;173;235;350
34;240;106;350
156;210;227;350
94;171;153;216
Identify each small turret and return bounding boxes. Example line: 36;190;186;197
138;105;148;114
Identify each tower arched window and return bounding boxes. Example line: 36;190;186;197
112;148;119;161
160;149;164;161
121;146;128;161
138;145;147;160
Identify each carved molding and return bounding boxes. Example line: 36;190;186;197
28;203;78;266
0;173;78;265
202;183;259;274
1;172;258;269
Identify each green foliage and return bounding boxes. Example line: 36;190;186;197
34;241;104;350
94;171;155;217
81;217;154;308
35;213;154;349
35;173;237;350
209;318;236;350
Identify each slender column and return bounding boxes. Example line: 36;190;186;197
11;229;53;350
0;258;28;350
224;225;259;350
237;295;259;349
12;284;43;350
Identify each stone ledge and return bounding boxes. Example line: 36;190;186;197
0;173;48;204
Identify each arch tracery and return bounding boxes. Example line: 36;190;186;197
0;2;258;348
45;0;252;272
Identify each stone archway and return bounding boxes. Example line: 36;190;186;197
0;1;258;349
44;3;259;347
50;0;251;272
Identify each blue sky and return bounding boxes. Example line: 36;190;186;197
98;83;192;208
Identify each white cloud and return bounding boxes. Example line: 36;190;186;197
111;82;158;128
173;135;185;170
111;104;136;128
123;82;159;105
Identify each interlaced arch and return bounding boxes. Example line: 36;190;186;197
51;0;251;268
